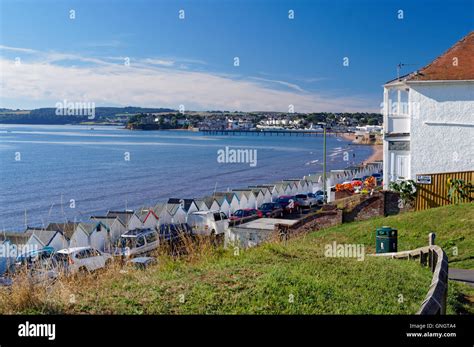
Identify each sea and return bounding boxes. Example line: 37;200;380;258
0;124;373;230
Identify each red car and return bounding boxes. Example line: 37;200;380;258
257;202;284;218
229;209;258;221
274;195;300;213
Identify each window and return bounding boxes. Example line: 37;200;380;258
145;232;157;243
213;213;222;221
399;89;409;115
76;249;91;259
90;249;101;257
220;212;228;220
136;236;145;248
396;155;410;180
387;88;409;116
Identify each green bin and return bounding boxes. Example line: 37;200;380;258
376;226;398;253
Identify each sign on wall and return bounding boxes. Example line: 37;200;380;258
416;175;432;184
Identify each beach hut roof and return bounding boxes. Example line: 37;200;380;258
166;203;183;215
46;222;80;240
76;222;107;235
202;196;220;208
106;211;137;227
0;231;33;245
31;229;60;246
212;192;237;204
90;215;126;228
153;203;168;216
167;198;197;212
231;189;252;199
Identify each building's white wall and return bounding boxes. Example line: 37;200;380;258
171;209;187;224
246;194;256;209
229;198;240;213
142;214;158;229
409;83;474;177
48;233;68;251
263;191;272;203
237;195;248;209
26;235;44;249
158;211;172;225
220;201;231;217
110;221;126;243
70;228;89;248
187;203;199;214
127;215;143;230
90;231;107;251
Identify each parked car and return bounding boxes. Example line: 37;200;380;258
158;223;192;242
187;210;229;236
53;247;113;274
275;195;300;213
11;246;58;284
315;190;327;201
229;209;258;221
308;193;324;205
257;202;284;217
114;228;159;258
15;246;55;270
126;256;157;270
294;194;318;208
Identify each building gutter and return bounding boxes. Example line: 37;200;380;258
424;121;474;127
406;79;474;84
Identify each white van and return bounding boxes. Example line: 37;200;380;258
113;228;159;258
54;247;113;274
187;211;229;236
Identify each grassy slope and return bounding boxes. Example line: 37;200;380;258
1;204;471;315
311;203;474;269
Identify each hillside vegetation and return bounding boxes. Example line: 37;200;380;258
0;204;472;314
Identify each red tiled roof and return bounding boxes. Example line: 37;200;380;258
407;31;474;81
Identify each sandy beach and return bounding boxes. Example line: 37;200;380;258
365;144;383;163
339;132;383;164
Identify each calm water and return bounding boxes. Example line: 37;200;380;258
0;124;372;230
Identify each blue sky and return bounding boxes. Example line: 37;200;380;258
0;0;472;112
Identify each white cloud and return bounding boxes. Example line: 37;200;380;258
0;47;372;112
141;58;175;67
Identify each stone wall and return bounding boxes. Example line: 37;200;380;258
336;191;412;223
274;205;343;237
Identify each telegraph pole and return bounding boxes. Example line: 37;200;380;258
323;124;327;204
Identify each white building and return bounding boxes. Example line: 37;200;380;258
137;208;160;230
383;32;474;188
69;221;111;251
154;203;187;225
25;227;68;251
106;210;143;231
212;192;240;214
167;198;200;215
90;216;127;244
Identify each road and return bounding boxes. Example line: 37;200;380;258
449;268;474;287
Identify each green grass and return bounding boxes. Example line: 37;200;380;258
311;203;474;269
48;242;434;314
1;203;472;314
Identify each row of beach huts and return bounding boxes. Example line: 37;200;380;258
1;162;383;260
